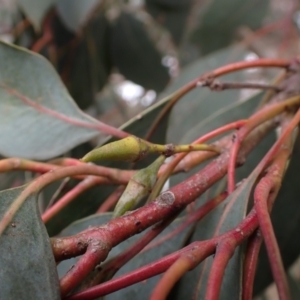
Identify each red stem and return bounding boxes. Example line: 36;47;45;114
254;177;290;300
242;230;263;300
205;240;237;300
150;248;212;300
150;256;193;300
99;192;227;286
31;10;55;53
146;59;289;140
227;95;300;193
61;246;105;298
143;191;228;253
251;113;297;300
64;208;260;300
56;120;274;296
42;176;101;223
93;214;180;289
96;186;125;213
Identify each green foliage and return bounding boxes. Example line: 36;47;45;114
0;41;101;160
192;0;270;54
0;186;60;299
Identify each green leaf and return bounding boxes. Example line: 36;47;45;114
17;0;55;30
0;41;103;160
110;10;171;92
288;274;300;299
145;0;193;45
191;0;270;54
64;12;112;109
56;0;99;32
57;212;193;298
0;186;60;299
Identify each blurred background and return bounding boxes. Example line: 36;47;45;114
1;1;300;298
0;0;299;139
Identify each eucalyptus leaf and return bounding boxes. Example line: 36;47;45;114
145;0;193;45
64;11;112;109
17;0;55;30
191;0;270;54
56;0;99;32
288;273;300;299
110;10;170;92
0;41;104;160
0;186;60;299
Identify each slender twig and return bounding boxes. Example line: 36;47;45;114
198;79;281;92
0;164;135;236
253;120;295;300
242;230;263;300
205;240;237;300
150;253;202;300
64;207;262;300
143;192;228;253
97;186;125;213
42;176;104;223
254;177;290;300
56;119;274;296
0;158;59;173
227;95;300;193
86;213;180;290
44;177;71;211
145;58;290;141
149;120;247;202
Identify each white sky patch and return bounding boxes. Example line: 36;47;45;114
244;52;259;74
162;55;179;77
115;80;157;107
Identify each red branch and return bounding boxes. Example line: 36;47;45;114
146;58;290;140
54;119;274;296
64;207;261;300
242;230;263;300
42;176;103;223
206;239;237;300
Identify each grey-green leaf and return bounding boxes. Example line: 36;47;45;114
17;0;55;30
0;186;60;299
190;0;270;54
0;41;102;160
110;10;170;92
56;0;99;32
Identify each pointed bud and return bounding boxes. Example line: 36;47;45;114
113;156;165;217
81;136;151;163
